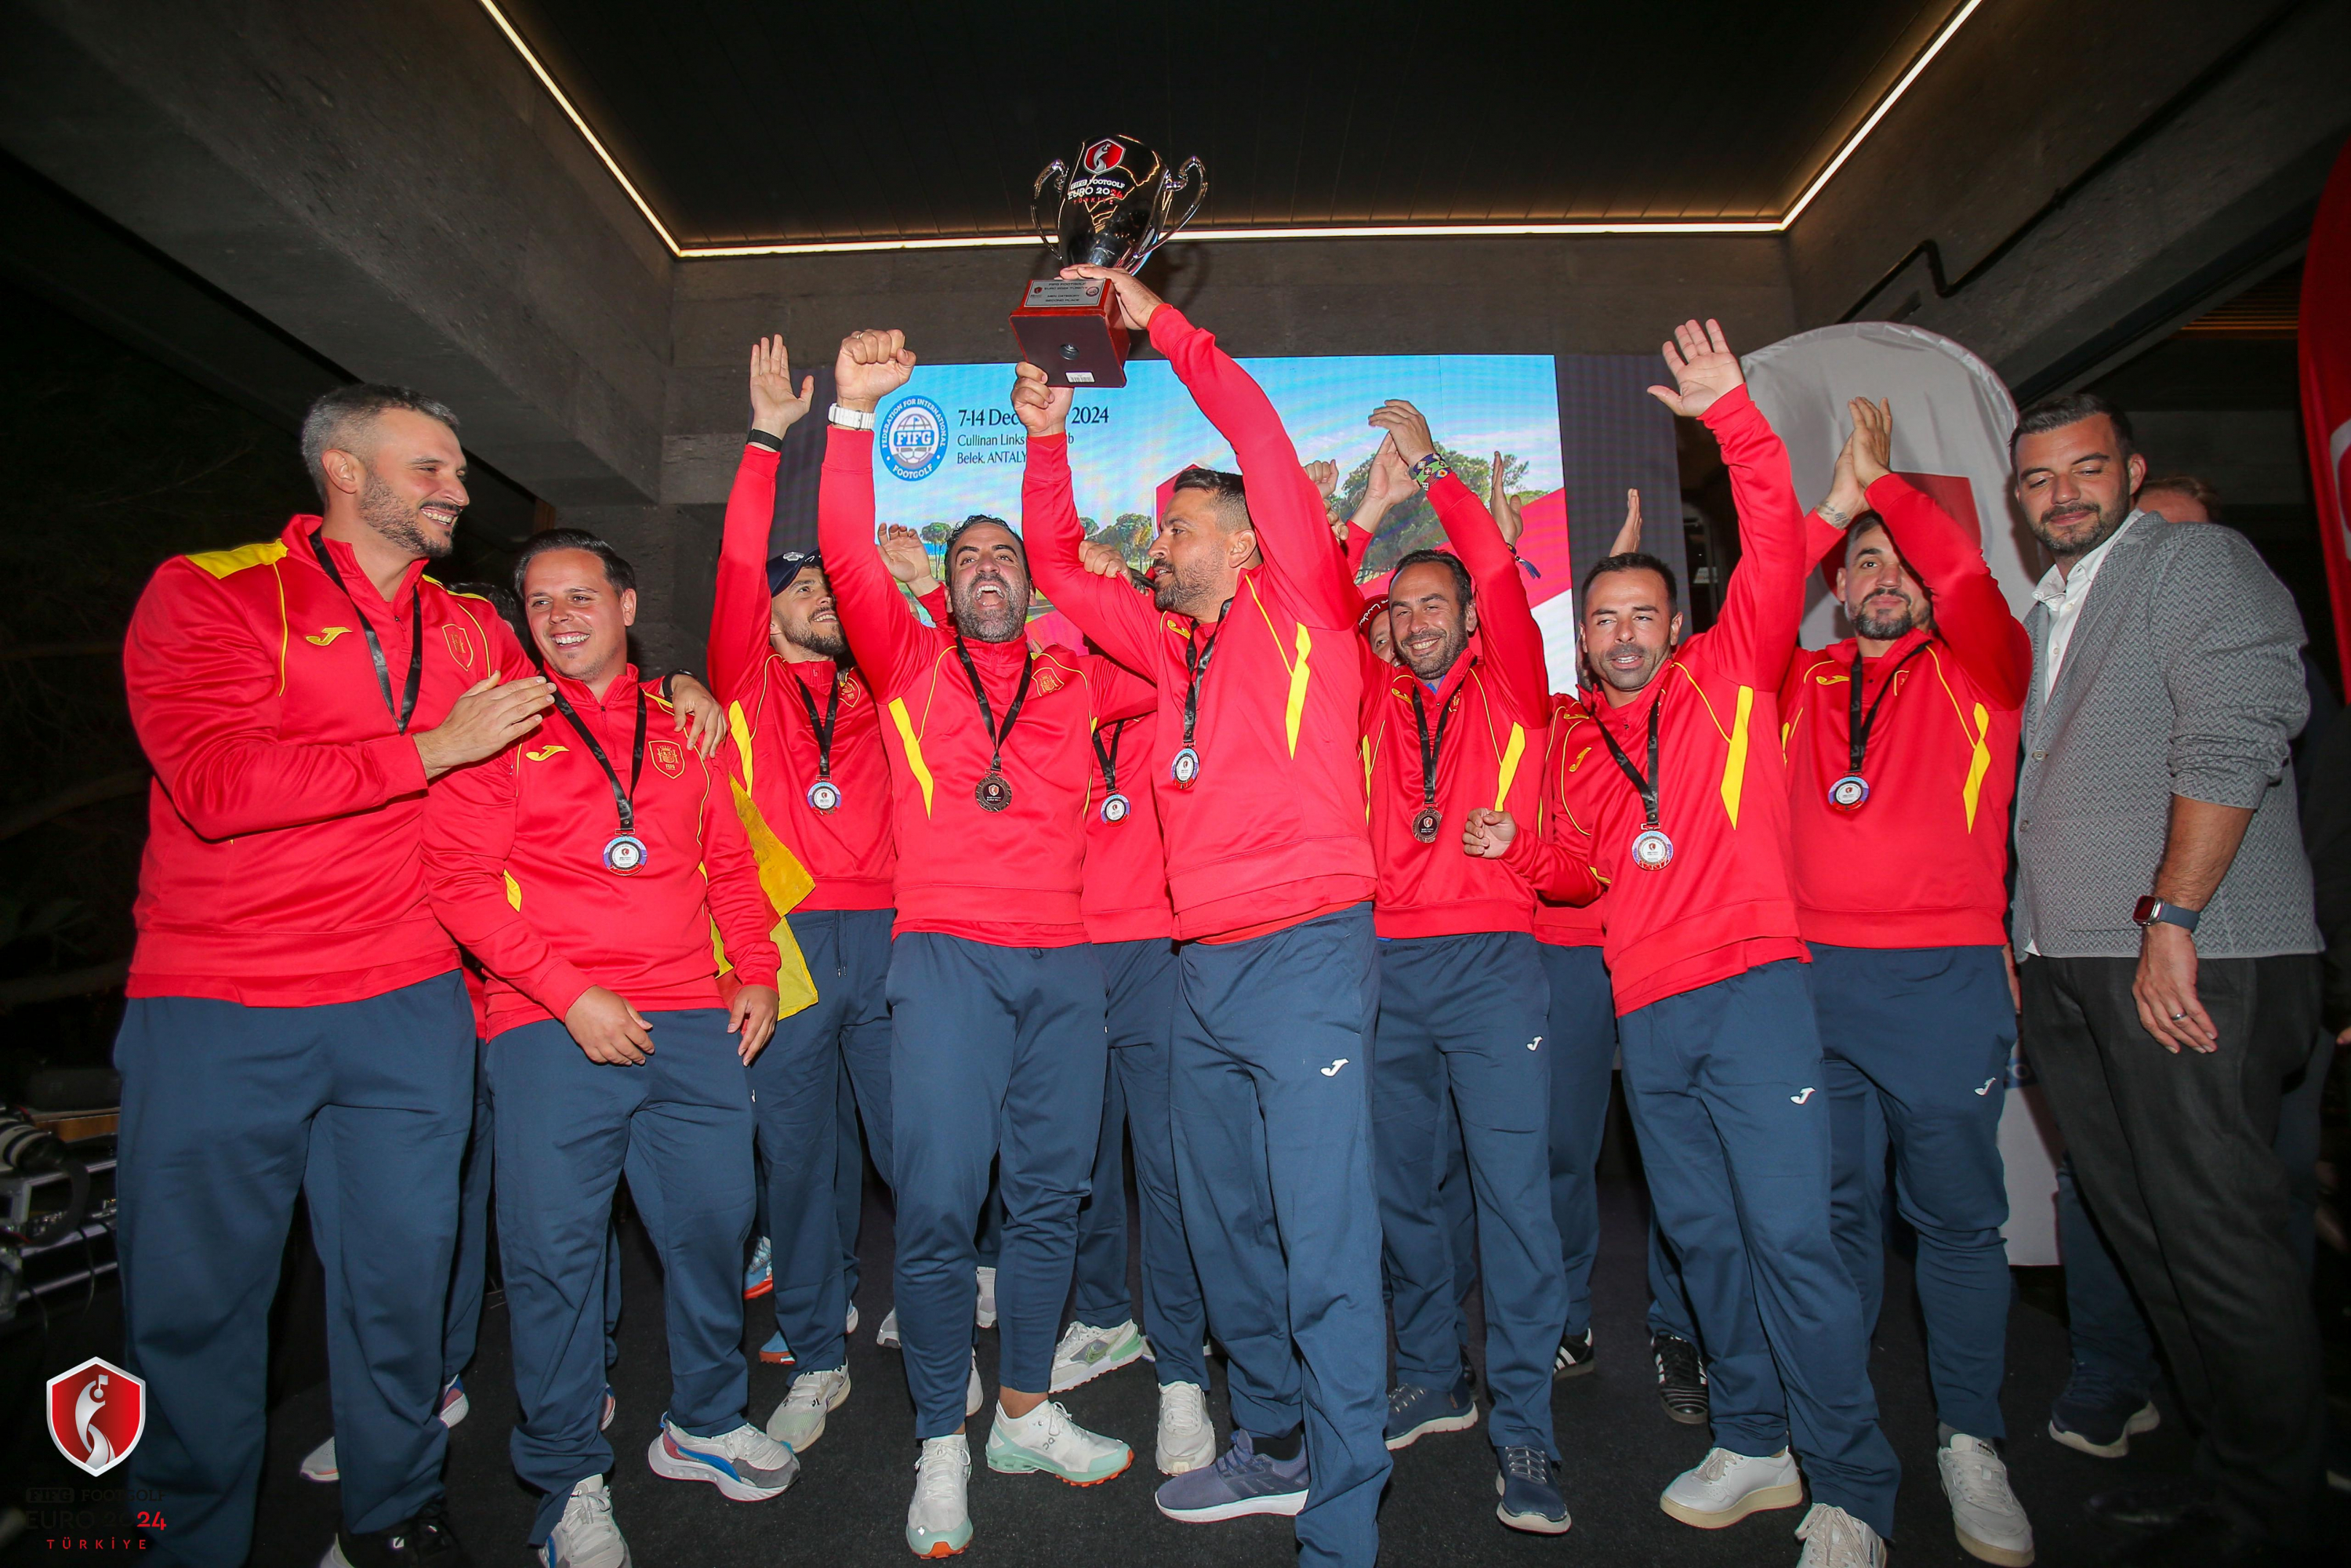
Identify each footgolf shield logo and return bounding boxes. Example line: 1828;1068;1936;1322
880;397;948;481
48;1356;145;1476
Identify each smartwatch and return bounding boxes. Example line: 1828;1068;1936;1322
2132;895;2200;935
828;403;877;432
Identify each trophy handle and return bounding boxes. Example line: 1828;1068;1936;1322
1030;161;1069;249
1131;156;1207;271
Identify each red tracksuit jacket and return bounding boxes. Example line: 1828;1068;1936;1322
819;426;1152;947
918;585;1174;946
1532;692;1609;952
712;442;896;912
422;667;780;1039
1779;477;2030;949
122;514;527;1006
1362;474;1566;938
1023;307;1376;942
1506;387;1810;1017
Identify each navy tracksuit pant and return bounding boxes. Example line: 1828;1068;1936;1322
1070;938;1210;1388
488;1010;756;1547
747;907;894;1372
1616;960;1901;1539
1373;931;1566;1458
1811;943;2015;1443
1173;904;1389;1568
114;971;475;1565
889;934;1108;1435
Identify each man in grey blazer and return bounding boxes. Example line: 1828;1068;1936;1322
2008;391;2324;1566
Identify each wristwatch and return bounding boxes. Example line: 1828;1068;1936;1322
2132;895;2200;935
828;403;877;431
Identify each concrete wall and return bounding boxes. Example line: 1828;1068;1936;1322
1786;0;2351;392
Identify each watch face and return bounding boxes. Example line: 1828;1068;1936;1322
2133;895;2160;925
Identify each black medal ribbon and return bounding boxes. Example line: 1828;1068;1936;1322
307;532;425;733
1596;691;1664;832
1171;608;1228;786
795;663;850;811
550;683;648;837
1845;641;1932;776
952;636;1034;811
1094;715;1135;823
1409;682;1455;844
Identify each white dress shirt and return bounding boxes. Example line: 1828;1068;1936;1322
2032;508;2146;703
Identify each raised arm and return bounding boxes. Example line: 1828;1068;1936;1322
1011;361;1164;677
1065;266;1362;629
1371;400;1547;712
709;336;817;703
1649;320;1804;688
1343;436;1419;578
816;330;932;694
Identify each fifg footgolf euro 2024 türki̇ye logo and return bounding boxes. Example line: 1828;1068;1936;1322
48;1356;146;1476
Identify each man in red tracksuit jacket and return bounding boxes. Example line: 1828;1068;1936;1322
1018;265;1388;1568
1780;399;2035;1566
1467;322;1901;1568
821;328;1157;1557
710;338;902;1419
114;386;556;1568
425;528;796;1562
1353;398;1586;1535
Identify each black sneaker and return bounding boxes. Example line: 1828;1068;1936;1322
1651;1331;1707;1425
1552;1329;1595;1379
322;1497;470;1568
1494;1445;1572;1534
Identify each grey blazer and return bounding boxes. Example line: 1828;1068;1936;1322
2013;512;2320;960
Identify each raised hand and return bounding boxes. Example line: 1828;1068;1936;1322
1460;807;1519;859
566;985;654;1065
1079;539;1133;579
730;983;780;1064
1368;399;1438;465
1488;451;1525;547
748;336;816;438
415;670;553;779
1610;489;1644;556
1010;361;1072;437
1646;318;1743;418
666;673;725;757
877;524;939;592
835;329;916;412
1848;396;1893;488
1303;459;1339;498
1061;264;1166;331
1362;437;1418;515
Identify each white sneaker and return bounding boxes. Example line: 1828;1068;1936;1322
540;1473;629;1568
847;1302;861;1338
766;1366;852;1452
967;1349;983;1417
974;1265;998;1329
1795;1502;1888;1567
1939;1434;2034;1565
906;1434;974;1557
985;1399;1134;1484
877;1307;902;1348
1661;1446;1806;1529
645;1416;800;1501
1049;1319;1148;1392
299;1435;338;1483
1156;1381;1215;1475
438;1376;470;1428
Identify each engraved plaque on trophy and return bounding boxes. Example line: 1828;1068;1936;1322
1011;133;1206;388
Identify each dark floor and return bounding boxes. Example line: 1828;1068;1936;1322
189;1174;2336;1568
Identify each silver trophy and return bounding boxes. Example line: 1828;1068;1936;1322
1011;134;1206;387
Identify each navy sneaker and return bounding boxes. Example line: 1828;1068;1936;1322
2048;1364;2159;1459
1154;1431;1309;1522
1385;1367;1478;1450
1496;1445;1571;1534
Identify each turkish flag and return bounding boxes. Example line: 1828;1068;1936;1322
2301;133;2351;694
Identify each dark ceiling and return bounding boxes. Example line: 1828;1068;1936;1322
492;0;1957;248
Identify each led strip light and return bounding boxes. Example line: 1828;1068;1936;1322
478;0;1983;260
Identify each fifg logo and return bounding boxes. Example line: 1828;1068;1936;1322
48;1356;145;1477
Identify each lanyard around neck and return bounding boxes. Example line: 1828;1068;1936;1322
1596;691;1663;830
1846;641;1931;775
793;663;847;781
1409;682;1456;814
550;684;648;835
307;532;424;733
1093;714;1135;793
952;636;1035;778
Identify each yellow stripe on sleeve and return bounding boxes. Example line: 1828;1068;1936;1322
503;871;522;910
1719;685;1753;827
1961;701;1992;831
1493;722;1526;811
1284;626;1312;756
727;701;755;794
888;697;934;814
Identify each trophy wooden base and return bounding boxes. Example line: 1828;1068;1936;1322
1010;278;1130;388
